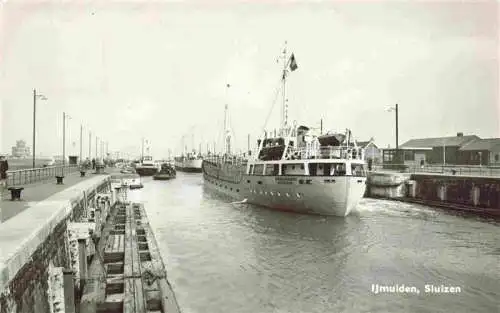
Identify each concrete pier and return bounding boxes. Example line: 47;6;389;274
0;173;181;313
366;171;500;217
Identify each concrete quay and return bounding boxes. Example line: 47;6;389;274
0;172;180;313
1;171;99;222
366;171;500;217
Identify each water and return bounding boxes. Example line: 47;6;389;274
128;173;500;313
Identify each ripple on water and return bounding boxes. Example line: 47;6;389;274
141;174;500;313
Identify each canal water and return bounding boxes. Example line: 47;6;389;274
128;173;500;313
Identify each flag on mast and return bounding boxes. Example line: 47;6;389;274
289;53;298;71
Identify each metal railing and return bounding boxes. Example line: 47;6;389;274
301;146;364;160
6;164;79;186
371;164;500;177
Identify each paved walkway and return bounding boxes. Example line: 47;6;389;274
0;169;116;222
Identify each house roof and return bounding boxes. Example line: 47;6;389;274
351;140;378;149
400;135;479;149
459;138;500;151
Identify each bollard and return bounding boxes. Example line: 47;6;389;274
63;269;76;313
77;238;88;290
472;186;480;206
438;184;447;201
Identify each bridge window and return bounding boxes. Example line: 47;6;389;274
308;163;346;176
282;163;306;176
254;164;264;175
263;164;279;176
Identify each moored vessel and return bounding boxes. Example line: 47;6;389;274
202;44;367;217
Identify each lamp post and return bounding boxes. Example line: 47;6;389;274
79;124;83;164
32;89;47;168
89;131;92;159
62;112;71;176
386;104;399;162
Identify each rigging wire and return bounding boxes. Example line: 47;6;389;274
261;77;285;134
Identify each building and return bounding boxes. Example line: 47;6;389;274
382;133;479;167
11;140;31;158
357;138;382;164
458;138;500;166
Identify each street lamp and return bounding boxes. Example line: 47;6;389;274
79;124;83;164
62;112;72;176
386;104;399;149
386;104;399;164
32;89;47;168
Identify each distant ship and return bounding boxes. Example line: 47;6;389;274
202;44;367;217
153;163;177;180
135;156;158;176
174;153;203;173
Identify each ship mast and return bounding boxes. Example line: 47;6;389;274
223;84;232;155
281;41;289;135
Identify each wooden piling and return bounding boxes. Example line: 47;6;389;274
79;194;181;313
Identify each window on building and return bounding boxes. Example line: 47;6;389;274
495;154;499;162
404;151;415;161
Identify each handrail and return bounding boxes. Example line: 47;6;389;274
6;164;79;186
372;163;500;177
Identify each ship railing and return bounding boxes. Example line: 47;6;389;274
204;154;248;166
5;164;79;186
291;146;365;160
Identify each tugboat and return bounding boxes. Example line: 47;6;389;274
153;163;177;180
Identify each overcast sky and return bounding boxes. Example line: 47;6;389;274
1;0;498;158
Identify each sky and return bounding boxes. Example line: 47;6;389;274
1;0;499;159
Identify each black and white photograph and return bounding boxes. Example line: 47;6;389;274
0;1;499;312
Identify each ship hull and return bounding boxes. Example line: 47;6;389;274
135;166;158;176
202;160;366;217
174;159;203;173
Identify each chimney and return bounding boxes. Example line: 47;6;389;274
457;132;463;137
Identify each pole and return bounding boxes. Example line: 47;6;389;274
141;138;144;161
282;42;287;131
89;131;92;159
320;119;323;135
62;112;66;176
95;136;98;159
79;125;83;164
395;103;399;149
247;134;250;153
32;89;36;168
443;141;446;166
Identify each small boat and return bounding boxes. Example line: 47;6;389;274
128;177;144;189
153;163;177;180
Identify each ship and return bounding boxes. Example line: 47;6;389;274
174;153;203;173
134;155;159;176
174;135;203;173
201;44;367;217
153;163;177;180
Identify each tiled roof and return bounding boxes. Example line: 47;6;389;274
459;138;500;151
400;135;479;149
